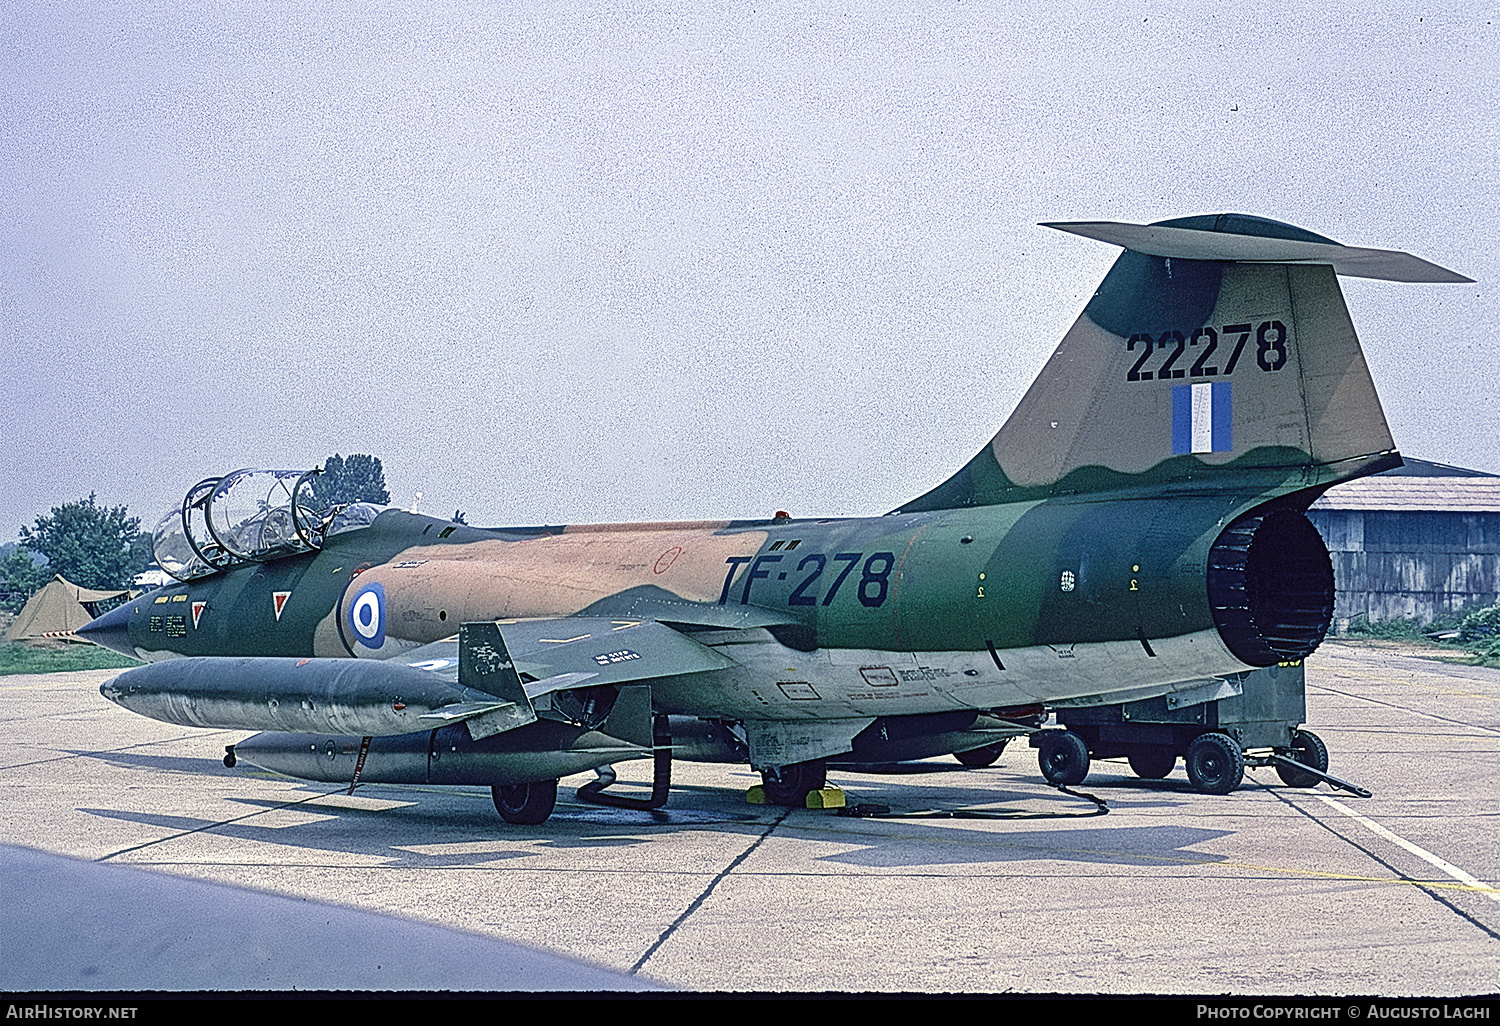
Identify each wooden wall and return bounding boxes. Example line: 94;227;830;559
1306;509;1500;630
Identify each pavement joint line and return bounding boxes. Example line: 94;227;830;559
1306;682;1500;736
1318;667;1500;704
96;786;353;862
79;860;1500;892
1312;792;1500;905
627;806;791;976
0;730;242;773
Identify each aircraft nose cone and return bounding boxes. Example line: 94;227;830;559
99;676;121;702
77;601;136;659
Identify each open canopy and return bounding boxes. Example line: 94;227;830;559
152;468;385;582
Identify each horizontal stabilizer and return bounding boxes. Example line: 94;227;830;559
1043;221;1474;283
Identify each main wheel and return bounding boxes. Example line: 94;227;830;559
492;779;558;825
1276;729;1329;788
1127;749;1176;779
761;759;827;806
1185;733;1244;795
1037;731;1090;785
954;741;1008;768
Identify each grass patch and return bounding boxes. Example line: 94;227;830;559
0;641;142;675
1338;610;1500;668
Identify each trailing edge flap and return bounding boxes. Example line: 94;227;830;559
382;625;541;738
1044;221;1474;283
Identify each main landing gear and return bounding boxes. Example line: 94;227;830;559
759;759;827;806
492;779;558;825
953;741;1009;768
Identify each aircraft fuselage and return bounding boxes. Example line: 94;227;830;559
100;479;1297;723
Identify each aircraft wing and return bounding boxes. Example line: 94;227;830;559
393;617;739;694
391;618;739;741
96;618;743;743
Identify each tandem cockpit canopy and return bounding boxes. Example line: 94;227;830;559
152;468;385;582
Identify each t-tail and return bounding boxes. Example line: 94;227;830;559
899;213;1473;513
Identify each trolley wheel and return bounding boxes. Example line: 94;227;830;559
1185;733;1244;795
954;741;1008;768
492;779;558;825
1127;749;1176;779
1276;729;1329;788
761;759;827;806
1037;731;1090;786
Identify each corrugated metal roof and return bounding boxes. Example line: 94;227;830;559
1311;477;1500;512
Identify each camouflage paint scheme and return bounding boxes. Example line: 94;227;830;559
87;214;1471;808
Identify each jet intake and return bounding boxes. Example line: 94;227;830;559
1208;504;1334;666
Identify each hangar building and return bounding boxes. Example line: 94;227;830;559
1307;459;1500;632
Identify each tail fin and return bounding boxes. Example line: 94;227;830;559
899;214;1472;512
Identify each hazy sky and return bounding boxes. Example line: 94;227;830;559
2;2;1494;539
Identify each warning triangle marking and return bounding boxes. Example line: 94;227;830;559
191;601;207;630
273;592;291;621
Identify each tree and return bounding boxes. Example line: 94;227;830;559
312;454;391;507
0;547;50;614
18;494;148;592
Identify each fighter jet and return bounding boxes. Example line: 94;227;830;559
82;214;1472;823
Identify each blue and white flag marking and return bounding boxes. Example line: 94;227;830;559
1172;382;1232;454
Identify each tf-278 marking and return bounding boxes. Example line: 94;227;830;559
1126;320;1288;382
719;552;897;608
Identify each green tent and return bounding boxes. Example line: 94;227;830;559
3;575;130;642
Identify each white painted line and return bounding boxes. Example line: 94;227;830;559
1315;793;1500;905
